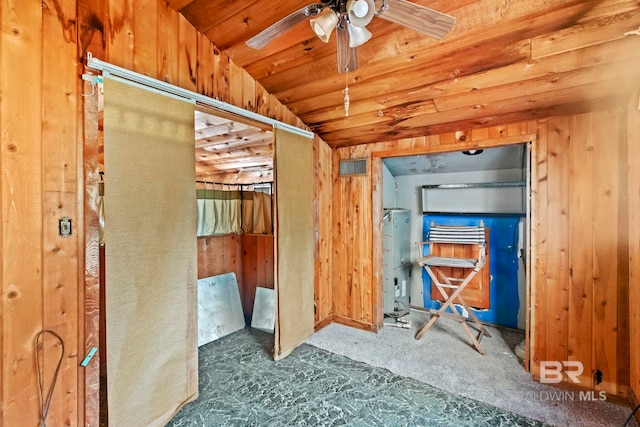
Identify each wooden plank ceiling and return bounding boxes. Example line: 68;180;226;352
176;0;640;179
194;110;273;183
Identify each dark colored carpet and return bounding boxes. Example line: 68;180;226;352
168;328;546;426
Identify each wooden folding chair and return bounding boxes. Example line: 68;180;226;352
415;222;491;354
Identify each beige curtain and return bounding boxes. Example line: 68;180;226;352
242;189;273;234
104;77;198;426
273;128;315;360
197;188;241;235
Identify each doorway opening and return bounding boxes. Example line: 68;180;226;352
89;73;315;426
379;143;531;363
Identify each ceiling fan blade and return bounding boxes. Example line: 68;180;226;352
337;17;359;73
376;0;455;40
246;3;325;49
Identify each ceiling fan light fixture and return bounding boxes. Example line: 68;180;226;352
310;9;339;43
347;22;372;47
347;0;375;27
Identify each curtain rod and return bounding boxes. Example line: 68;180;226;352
84;53;314;139
196;180;272;187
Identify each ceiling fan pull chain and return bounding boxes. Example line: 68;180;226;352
343;69;350;117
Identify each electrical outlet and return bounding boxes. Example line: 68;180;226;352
593;369;603;385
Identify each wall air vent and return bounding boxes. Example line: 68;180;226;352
339;159;368;176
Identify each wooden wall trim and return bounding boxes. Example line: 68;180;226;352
372;133;537;158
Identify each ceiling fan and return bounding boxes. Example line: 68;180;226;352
246;0;456;73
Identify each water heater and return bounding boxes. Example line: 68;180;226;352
382;208;411;316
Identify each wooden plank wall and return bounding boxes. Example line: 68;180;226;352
197;235;243;281
628;84;640;402
532;112;629;398
197;234;275;318
1;1;80;427
240;234;274;317
315;136;333;325
332;124;535;330
332;115;631;397
0;1;332;426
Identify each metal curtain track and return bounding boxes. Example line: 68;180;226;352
83;52;314;139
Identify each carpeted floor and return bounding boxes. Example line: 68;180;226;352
168;328;546;426
306;310;637;427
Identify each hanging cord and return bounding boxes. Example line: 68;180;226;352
35;330;65;427
343;69;350;117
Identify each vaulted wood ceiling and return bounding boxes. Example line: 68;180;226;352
171;0;640;150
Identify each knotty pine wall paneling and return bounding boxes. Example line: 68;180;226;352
531;113;629;398
1;2;45;426
628;84;640;403
1;1;81;426
43;0;80;424
1;0;334;425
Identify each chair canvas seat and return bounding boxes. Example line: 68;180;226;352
415;222;491;354
419;255;478;269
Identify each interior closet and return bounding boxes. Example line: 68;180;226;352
381;144;530;332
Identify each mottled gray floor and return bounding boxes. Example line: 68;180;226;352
168;328;546;426
306;310;638;427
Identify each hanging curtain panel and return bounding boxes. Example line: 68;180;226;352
273;128;315;360
196;189;214;236
241;191;255;233
214;189;241;234
241;190;273;234
196;188;242;235
253;191;273;234
104;77;198;427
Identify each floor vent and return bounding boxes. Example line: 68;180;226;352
339;159;367;176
